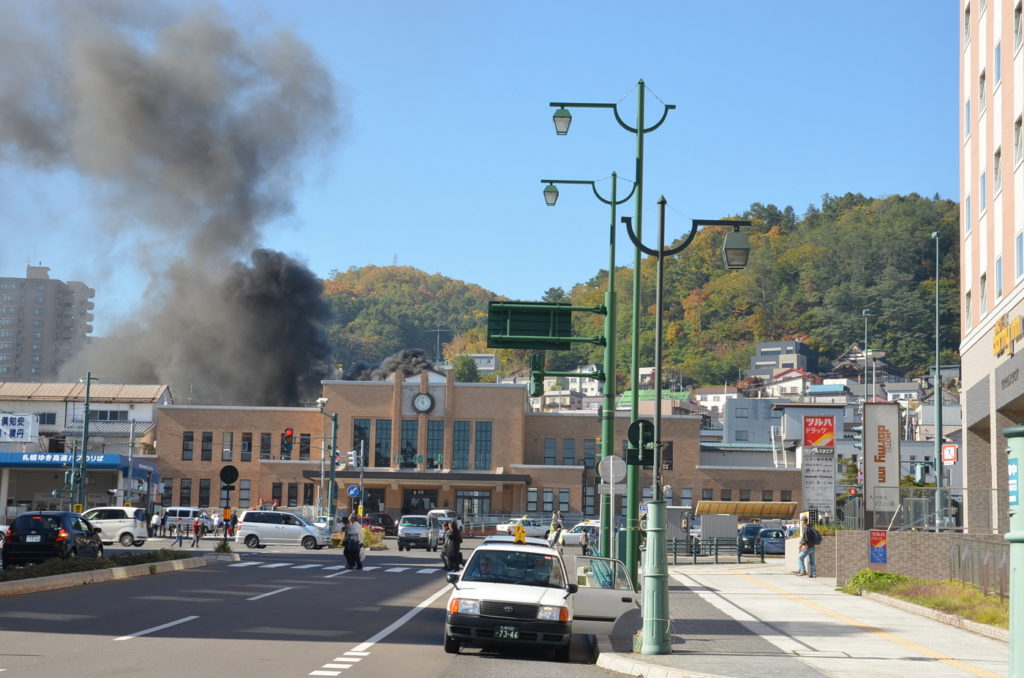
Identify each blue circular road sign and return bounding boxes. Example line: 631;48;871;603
346;484;360;497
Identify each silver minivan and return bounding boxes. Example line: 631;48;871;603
81;506;148;547
397;514;439;551
235;510;329;549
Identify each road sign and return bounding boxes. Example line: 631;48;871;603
598;483;628;495
627;419;654;447
942;444;958;465
346;484;360;497
220;464;239;484
597;455;627;484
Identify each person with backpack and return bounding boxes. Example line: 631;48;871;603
796;516;820;577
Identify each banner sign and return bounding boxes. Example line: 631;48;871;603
0;414;38;443
801;447;836;519
864;403;900;514
1010;459;1020;507
803;416;835;448
870;530;888;563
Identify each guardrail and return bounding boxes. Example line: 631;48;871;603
950;536;1009;599
668;537;744;564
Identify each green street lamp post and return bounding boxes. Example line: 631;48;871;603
932;230;944;528
624;201;750;653
541;174;636;556
550;80;675;581
1003;425;1024;676
75;372;98;509
318;398;340;533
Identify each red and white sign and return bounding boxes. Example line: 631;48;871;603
942;443;958;465
802;416;835;448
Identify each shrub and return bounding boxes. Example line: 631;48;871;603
842;568;910;594
213;540;232;554
0;549;192;582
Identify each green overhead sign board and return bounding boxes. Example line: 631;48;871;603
486;301;575;350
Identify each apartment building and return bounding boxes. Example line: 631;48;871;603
959;0;1022;533
0;266;94;381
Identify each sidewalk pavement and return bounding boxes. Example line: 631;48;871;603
596;560;1008;678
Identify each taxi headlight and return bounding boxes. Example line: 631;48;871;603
537;605;569;622
449;598;480;615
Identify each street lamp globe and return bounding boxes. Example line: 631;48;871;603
543;183;559;206
721;228;751;270
552;107;572;135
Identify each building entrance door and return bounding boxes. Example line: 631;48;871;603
402;489;437;515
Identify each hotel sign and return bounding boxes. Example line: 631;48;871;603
993;314;1024;358
864;403;900;513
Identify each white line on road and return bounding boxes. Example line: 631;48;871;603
292;564;322;569
113;615;199;641
259;562;294;568
416;568;439;574
384;567;409;572
228;561;260;567
309;671;341;676
323;565;348;570
247;587;293;601
351;584;450;652
324;569;351;579
344;652;370;656
330;657;361;663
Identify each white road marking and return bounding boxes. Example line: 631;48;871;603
416;568;439;574
114;615;199;641
310;671;341;676
324;570;351;579
330;657;360;662
259;562;293;568
247;586;293;601
228;561;260;567
292;564;321;569
323;564;348;570
344;652;370;656
385;567;409;572
351;584;451;652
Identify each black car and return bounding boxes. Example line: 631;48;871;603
738;523;765;553
363;512;397;536
2;511;104;568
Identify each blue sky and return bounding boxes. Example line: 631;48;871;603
3;1;959;336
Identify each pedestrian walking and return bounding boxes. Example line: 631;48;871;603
172;520;184;547
149;511;160;538
441;520;463;571
190;516;202;548
580;527;590;556
160;512;168;538
342;516;363;570
212;512;223;537
795;516;820;577
548;522;565;555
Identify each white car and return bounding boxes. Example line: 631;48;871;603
495;517;549;538
0;524;7;546
235;510;329;549
443;536;637;660
561;521;599;546
81;506;148;547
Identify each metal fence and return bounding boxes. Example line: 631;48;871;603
949;536;1009;599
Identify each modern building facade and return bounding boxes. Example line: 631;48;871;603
959;0;1022;534
0;266;94;381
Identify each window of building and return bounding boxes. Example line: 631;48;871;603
1017;234;1024;278
542;488;554;512
241;432;252;462
702;488;714;501
198;479;211;507
995;42;1002;83
427;420;444;469
980;273;988;313
965;194;972;233
298;432;310;461
662;441;673;471
31;330;41;338
162;478;173;507
399;420;418;469
964;3;971;43
182;431;194;461
474;421;492;470
964;99;971;137
544;437;556;465
260;432;272;460
287;483;298;507
781;490;792;502
180;478;192;506
979;70;986;112
1016;1;1023;49
720;488;732;501
762;489;774;502
304;483;314;506
559;488;570;513
222;432;233;461
201;432;213;461
35;412;56;425
981;172;987;209
584;485;595;516
30;367;39;375
965;291;973;328
739;489;751;501
583;438;596;468
527;488;538;512
32;320;42;328
454;421;468;471
995;148;1002;193
1015;117;1022;166
239;479;251;508
996;257;1004;298
562;438;576;465
735;407;749;418
735;430;749;441
353;419;370;463
89;410;128;421
0;367;11;374
0;319;14;327
456;490;491;518
0;355;10;362
271;482;282;506
375;419;393;467
679;488;693;508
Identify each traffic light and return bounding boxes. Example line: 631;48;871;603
282;428;295;454
851;425;863;450
529;352;545;398
914;463;927;483
347;449;361;468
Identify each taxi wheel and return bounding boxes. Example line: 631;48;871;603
443;632;460;654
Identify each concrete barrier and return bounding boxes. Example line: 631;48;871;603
0;556;207;598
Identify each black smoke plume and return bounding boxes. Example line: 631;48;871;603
0;1;340;405
344;349;441;381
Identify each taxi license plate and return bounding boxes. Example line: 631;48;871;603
26;535;41;543
494;625;519;640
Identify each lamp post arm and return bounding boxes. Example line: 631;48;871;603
548;101;675;135
540;178;636;206
621;212;699;257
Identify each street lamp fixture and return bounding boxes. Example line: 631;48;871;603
317;397;339;533
543;183;559;206
552;107;572;135
721;225;751;270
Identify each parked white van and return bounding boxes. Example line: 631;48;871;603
235;510;329;549
163;507;215;535
397;514;439;551
81;506;148;547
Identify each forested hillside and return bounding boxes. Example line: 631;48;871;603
322;193;960;387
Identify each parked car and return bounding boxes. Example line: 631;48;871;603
235;510;329;549
2;511;104;567
397;514;439;551
738;523;765;553
495;517;549;538
0;524;7;547
561;521;599;546
443;535;637;660
82;506;148;547
163;507;215;535
363;512;397;536
753;527;786;555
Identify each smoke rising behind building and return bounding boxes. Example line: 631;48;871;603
0;1;339;405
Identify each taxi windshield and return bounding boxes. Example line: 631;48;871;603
462;550;565;588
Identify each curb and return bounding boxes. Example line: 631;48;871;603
862;591;1009;644
595;628;740;678
0;556;207;598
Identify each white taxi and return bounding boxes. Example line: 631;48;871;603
443;535;637;661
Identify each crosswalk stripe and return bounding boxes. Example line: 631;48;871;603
260;563;293;568
331;657;361;663
416;568;440;574
310;671;342;676
228;562;260;567
360;566;380;571
344;652;370;656
291;564;321;569
323;565;348;570
385;567;409;572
